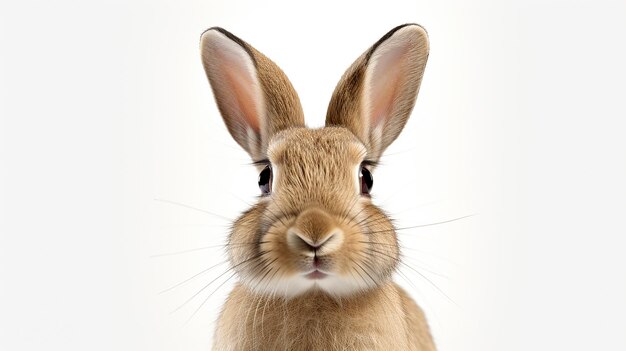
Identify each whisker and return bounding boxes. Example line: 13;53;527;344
353;260;378;288
351;260;374;290
350;208;388;229
264;206;289;227
367;248;456;306
366;214;475;235
154;198;231;221
245;257;278;347
396;214;475;231
395;267;422;294
364;246;448;279
150;242;259;258
254;261;281;339
253;258;279;292
361;240;457;266
229;193;254;207
170;253;265;314
272;201;295;226
359;240;396;248
354;213;390;229
231;194;287;226
355;258;396;303
357;248;423;296
159;260;229;294
347;205;370;229
340;196;360;224
151;244;228;258
185;270;239;324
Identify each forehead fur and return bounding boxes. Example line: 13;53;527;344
268;127;366;166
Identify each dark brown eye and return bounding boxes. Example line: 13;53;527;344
258;165;272;195
360;166;373;195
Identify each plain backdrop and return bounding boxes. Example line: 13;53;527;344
1;0;626;350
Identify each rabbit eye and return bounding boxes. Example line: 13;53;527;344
258;165;272;195
360;166;373;195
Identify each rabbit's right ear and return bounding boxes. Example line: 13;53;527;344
325;24;429;161
200;28;305;160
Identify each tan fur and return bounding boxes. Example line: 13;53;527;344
213;282;434;351
200;24;433;350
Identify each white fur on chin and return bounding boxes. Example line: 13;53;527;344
241;272;379;298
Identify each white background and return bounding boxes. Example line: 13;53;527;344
1;0;626;350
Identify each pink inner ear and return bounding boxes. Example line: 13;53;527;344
223;65;261;132
368;46;408;127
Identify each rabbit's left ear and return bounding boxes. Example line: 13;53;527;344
325;24;429;160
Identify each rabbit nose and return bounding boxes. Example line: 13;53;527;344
288;230;337;253
287;208;344;256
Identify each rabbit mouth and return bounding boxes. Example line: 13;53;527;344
304;270;328;280
300;256;333;280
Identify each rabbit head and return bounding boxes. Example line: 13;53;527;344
200;24;429;297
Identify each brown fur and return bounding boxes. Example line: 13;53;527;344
200;24;433;350
213;282;435;351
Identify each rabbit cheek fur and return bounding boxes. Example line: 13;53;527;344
200;24;434;350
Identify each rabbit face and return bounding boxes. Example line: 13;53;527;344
228;127;398;297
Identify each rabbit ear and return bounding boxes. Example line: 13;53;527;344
201;28;305;160
325;24;429;160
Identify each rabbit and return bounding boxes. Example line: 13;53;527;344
200;23;434;351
